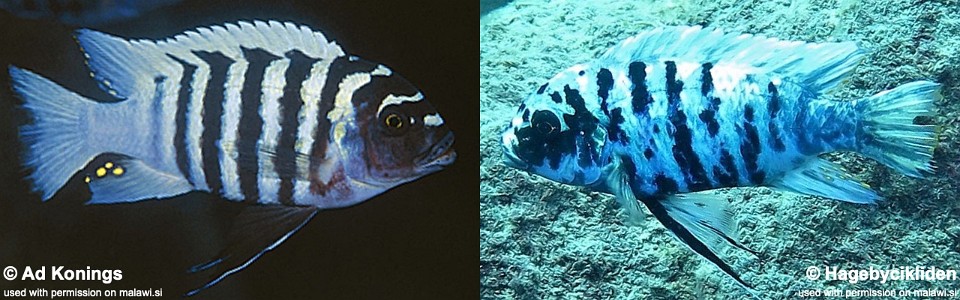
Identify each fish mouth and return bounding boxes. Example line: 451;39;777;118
501;143;527;170
416;131;456;173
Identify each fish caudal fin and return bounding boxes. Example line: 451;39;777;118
855;81;939;178
11;66;98;201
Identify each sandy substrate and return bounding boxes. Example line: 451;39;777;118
481;0;960;298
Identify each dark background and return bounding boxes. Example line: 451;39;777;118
0;0;478;299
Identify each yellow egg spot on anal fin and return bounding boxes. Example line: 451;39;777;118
84;176;91;183
96;167;106;177
105;162;114;169
113;167;124;176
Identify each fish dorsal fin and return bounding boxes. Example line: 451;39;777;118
76;20;345;99
597;26;864;94
769;158;880;204
186;205;319;296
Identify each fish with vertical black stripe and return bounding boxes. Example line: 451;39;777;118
501;26;939;292
9;20;456;295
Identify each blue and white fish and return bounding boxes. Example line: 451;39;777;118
10;20;455;295
501;26;938;289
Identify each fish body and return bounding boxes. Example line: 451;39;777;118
11;20;455;294
501;26;938;289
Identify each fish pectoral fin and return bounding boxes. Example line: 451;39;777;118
605;155;647;225
185;205;319;296
642;193;757;290
769;158;880;204
83;154;192;204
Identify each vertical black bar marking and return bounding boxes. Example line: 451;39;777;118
237;47;281;203
561;85;600;169
608;107;629;143
194;50;235;195
666;62;709;191
276;50;318;205
597;68;614;116
700;62;713;96
717;149;739;187
550;91;562;103
741;122;765;184
664;61;683;109
699;63;720;137
767;82;786;152
628;61;652;114
166;54;197;185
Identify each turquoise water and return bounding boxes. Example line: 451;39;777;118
480;1;960;298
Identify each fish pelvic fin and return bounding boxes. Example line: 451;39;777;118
11;66;99;201
605;155;647;225
855;81;940;177
185;205;319;296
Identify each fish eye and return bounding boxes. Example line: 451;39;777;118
535;120;555;134
385;114;403;129
531;111;560;136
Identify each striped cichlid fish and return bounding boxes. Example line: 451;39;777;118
501;26;938;290
11;20;455;295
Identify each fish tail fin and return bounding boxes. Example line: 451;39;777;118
11;66;99;201
855;81;940;178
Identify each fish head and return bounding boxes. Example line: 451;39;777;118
341;62;456;190
501;65;608;186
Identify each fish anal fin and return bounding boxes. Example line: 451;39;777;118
83;154;192;204
641;192;756;290
186;205;319;296
769;158;880;204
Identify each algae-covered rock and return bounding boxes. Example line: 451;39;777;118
481;0;960;298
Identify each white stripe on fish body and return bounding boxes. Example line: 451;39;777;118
328;72;368;123
186;61;211;191
219;60;248;201
292;59;336;205
255;58;290;205
377;92;423;117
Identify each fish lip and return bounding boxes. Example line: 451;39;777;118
501;144;527;170
416;132;456;173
